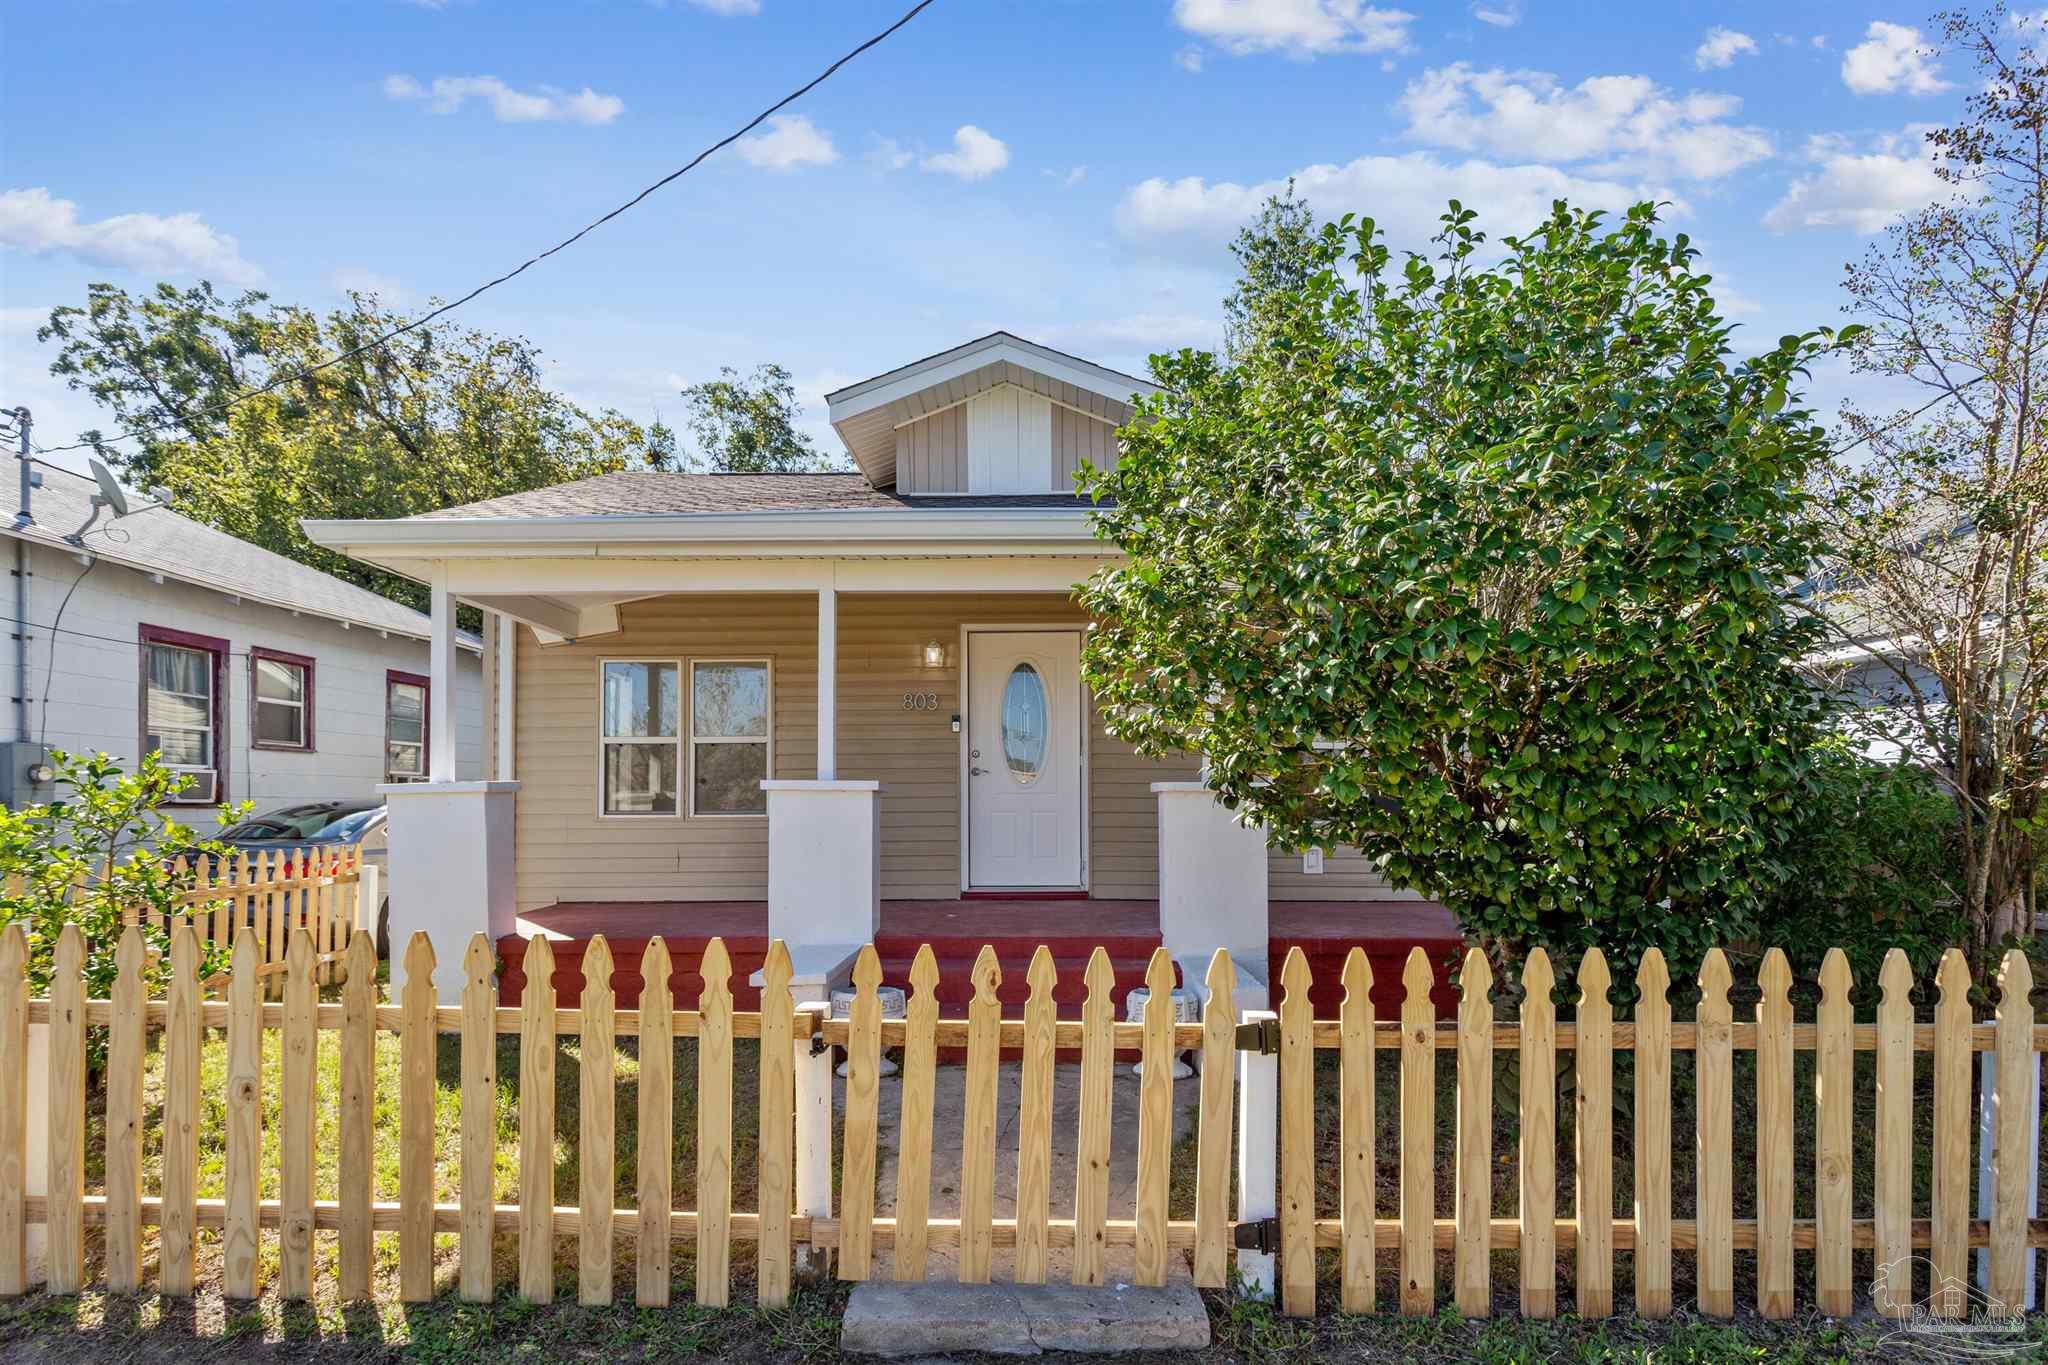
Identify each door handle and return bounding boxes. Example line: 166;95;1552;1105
970;766;988;776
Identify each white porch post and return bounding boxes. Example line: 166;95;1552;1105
383;562;518;1004
494;610;517;782
1155;781;1270;1009
428;564;458;782
816;585;836;781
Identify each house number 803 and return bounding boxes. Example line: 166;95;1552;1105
902;691;940;711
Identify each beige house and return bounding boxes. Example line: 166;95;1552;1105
304;333;1454;1011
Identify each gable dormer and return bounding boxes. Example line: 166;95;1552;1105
825;332;1159;494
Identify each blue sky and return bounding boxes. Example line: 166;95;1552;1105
2;1;1971;471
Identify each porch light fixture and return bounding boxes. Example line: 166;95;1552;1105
922;639;946;668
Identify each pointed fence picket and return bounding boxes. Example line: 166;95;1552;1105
2;931;2044;1320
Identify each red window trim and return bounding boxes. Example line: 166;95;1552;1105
386;669;431;781
250;646;317;753
138;624;229;806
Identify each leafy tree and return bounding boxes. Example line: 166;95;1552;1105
1808;4;2048;970
1222;181;1319;361
1081;199;1845;981
678;362;837;472
0;750;246;1005
40;283;669;612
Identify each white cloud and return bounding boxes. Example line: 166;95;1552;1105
1695;27;1757;70
736;114;838;170
921;125;1010;181
1172;0;1414;59
0;187;262;285
1175;45;1206;73
1043;165;1088;187
1841;22;1950;95
1472;1;1522;28
384;73;624;124
1397;64;1772;180
1762;132;1948;232
688;0;760;14
1116;154;1646;257
867;135;914;172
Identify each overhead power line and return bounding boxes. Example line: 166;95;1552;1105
36;0;937;457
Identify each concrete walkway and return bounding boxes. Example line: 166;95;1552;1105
843;1057;1205;1284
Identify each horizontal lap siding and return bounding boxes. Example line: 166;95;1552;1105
513;594;816;913
510;589;1397;911
1268;847;1414;900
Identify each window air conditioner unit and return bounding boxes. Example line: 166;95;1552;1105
174;767;218;803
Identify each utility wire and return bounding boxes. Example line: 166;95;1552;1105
35;0;938;457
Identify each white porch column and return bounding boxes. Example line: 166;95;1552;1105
816;585;836;781
380;780;520;1004
1155;781;1270;1008
761;778;878;998
494;611;517;782
427;564;458;783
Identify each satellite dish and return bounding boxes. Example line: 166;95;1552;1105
88;458;130;518
65;458;132;546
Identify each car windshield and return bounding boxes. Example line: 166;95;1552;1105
221;804;380;841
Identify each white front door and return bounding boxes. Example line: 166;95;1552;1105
967;630;1083;888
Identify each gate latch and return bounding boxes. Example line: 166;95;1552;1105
1234;1018;1280;1055
1232;1218;1279;1255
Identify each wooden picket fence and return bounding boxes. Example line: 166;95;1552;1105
143;847;372;987
0;925;2043;1324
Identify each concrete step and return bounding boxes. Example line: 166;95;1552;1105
841;1280;1209;1357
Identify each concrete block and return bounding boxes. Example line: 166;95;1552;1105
841;1279;1210;1357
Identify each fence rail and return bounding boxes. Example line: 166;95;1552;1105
0;924;2041;1325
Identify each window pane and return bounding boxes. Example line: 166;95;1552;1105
604;742;678;815
603;662;679;738
694;741;766;814
387;741;424;778
693;662;768;739
256;699;303;747
151;728;210;767
388;681;425;746
147;689;210;736
1002;663;1047;783
256;658;304;703
148;643;211;698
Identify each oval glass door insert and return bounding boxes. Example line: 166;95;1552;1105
1001;662;1048;783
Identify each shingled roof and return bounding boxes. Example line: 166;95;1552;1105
412;470;1096;520
4;461;455;641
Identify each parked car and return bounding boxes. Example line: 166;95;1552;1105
214;800;392;954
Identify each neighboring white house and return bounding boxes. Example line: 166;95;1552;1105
0;458;483;817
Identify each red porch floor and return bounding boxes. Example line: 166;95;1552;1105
496;896;1462;1018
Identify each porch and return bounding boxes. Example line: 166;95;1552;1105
495;895;1464;1018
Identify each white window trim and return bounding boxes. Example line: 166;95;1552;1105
597;657;684;820
688;656;773;819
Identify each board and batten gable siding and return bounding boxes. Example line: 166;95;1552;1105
894;405;966;493
891;366;1129;496
1051;404;1118;489
20;539;481;816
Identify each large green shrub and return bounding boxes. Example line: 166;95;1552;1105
1081;200;1846;987
1759;737;1965;991
0;749;246;1000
